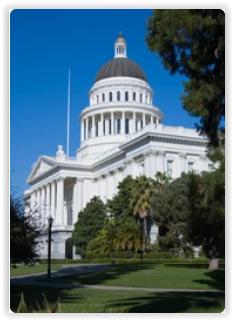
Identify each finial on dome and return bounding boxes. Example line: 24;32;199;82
114;32;127;58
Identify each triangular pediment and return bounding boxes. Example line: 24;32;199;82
27;156;57;183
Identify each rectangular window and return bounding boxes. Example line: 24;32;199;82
188;162;194;172
167;160;173;177
125;118;129;134
117;118;121;134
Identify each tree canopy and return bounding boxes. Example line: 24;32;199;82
72;196;107;258
146;9;225;147
10;196;39;264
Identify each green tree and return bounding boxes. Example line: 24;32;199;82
187;157;225;269
107;176;136;219
87;217;144;256
10;196;39;264
151;174;190;254
146;9;225;147
130;176;154;244
72;196;107;258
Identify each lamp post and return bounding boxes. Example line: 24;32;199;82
47;216;54;278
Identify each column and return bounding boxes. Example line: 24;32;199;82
100;113;104;136
149;150;157;178
131;158;138;178
73;178;83;223
151;115;153;123
81;120;84;141
51;181;56;221
86;117;89;139
91;115;95;138
179;152;186;175
30;190;36;211
41;186;46;224
156;117;159;125
111;112;114;135
144;152;150;176
143;113;146;127
46;183;51;218
133;112;136;133
157;151;165;173
122;111;125;134
56;177;64;225
137;118;141;130
199;155;207;173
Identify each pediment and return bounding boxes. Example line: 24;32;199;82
27;156;56;183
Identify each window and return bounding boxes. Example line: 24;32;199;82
102;93;105;102
188;162;194;172
133;92;136;101
146;95;148;104
109;119;111;135
167;160;173;177
109;92;112;102
125;91;129;101
140;94;143;103
97;95;99;103
125;118;130;134
117;91;121;101
95;121;98;137
103;120;106;135
117;118;121;134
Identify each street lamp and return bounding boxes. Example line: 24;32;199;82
47;216;54;278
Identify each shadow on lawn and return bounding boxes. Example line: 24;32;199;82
106;292;225;313
45;264;153;285
193;271;225;291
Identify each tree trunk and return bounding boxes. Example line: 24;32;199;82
208;258;219;271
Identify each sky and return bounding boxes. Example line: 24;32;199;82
10;9;200;195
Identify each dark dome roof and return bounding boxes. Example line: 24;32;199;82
95;58;147;83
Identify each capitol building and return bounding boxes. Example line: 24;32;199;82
23;34;211;259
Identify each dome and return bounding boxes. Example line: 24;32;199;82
116;36;126;43
95;57;148;83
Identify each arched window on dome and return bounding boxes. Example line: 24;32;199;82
97;95;99;104
109;92;113;102
102;93;105;102
125;91;129;101
140;94;143;103
117;91;121;101
133;92;136;101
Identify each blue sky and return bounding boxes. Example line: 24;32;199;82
10;9;199;195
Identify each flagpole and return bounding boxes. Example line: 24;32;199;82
66;68;71;157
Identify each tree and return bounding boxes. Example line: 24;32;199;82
153;171;171;192
187;159;225;269
72;197;107;258
107;176;136;219
130;176;154;245
86;217;144;256
151;174;190;254
146;9;225;147
10;196;39;265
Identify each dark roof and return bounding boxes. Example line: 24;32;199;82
95;58;147;83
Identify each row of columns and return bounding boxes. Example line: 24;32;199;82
30;177;84;227
81;112;159;141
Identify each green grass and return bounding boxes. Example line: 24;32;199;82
43;264;225;291
10;284;225;313
10;264;62;277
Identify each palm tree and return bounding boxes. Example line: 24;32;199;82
130;176;154;246
153;171;171;192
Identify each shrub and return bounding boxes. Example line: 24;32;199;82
109;251;134;259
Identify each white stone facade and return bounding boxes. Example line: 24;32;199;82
23;34;211;259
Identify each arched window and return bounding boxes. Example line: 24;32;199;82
109;92;112;102
117;91;121;101
140;94;143;103
97;95;99;104
133;92;136;101
125;91;129;101
102;93;105;102
117;118;121;134
125;118;130;134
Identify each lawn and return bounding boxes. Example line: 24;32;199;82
10;284;225;313
42;264;225;291
10;264;62;277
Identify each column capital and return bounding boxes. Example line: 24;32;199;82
157;150;165;157
179;152;186;159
